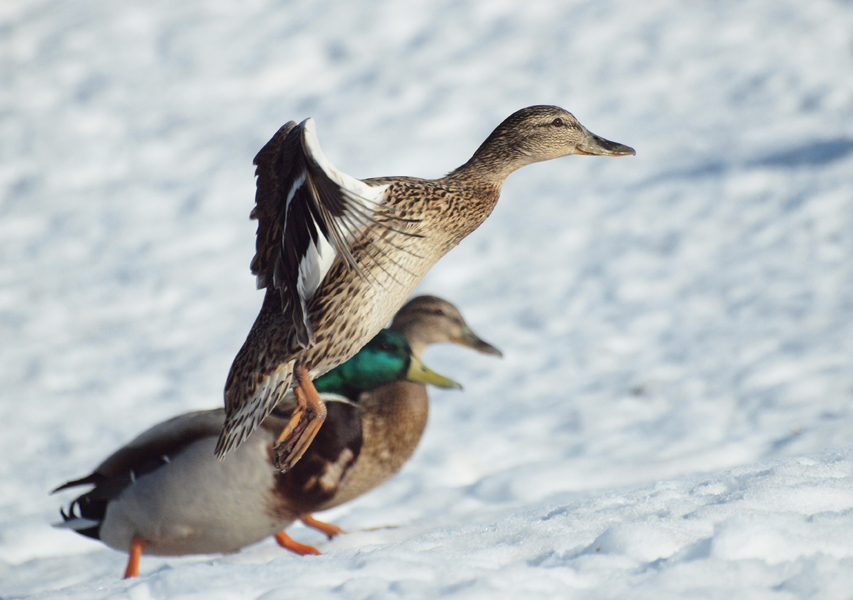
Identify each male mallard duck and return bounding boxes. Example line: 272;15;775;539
308;295;501;514
53;330;458;578
217;105;634;470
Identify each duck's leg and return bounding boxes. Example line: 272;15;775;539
123;535;146;578
273;365;327;472
274;531;321;556
300;514;344;539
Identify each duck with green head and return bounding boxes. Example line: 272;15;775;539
267;329;460;527
53;329;458;578
302;295;502;532
308;329;458;400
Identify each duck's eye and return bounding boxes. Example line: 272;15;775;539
379;342;391;351
551;118;563;127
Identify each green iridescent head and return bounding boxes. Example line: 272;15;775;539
314;329;461;400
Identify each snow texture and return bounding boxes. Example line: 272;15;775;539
3;0;853;597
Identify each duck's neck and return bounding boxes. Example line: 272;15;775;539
445;130;537;186
389;323;434;359
314;369;381;402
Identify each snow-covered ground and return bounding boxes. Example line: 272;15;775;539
3;0;853;597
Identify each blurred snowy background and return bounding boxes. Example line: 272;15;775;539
3;0;853;597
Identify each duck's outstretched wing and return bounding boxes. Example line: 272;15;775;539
250;118;411;349
216;120;420;461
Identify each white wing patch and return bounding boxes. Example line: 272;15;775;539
284;171;307;217
296;227;336;303
301;119;390;208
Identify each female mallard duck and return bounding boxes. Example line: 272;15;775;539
53;329;458;578
217;105;634;470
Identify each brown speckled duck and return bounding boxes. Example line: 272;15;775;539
217;106;634;470
53;329;458;578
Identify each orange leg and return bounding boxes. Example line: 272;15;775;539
273;365;327;472
274;531;321;556
300;513;344;539
123;535;146;579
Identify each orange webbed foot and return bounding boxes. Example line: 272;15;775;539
273;366;327;472
274;531;321;556
301;513;345;539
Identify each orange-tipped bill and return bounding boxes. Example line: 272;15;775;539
576;129;636;156
452;325;503;357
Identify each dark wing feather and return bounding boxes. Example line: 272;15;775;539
250;121;298;290
248;119;420;349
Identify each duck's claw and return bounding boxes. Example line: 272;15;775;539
273;366;327;472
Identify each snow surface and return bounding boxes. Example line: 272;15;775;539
3;0;853;597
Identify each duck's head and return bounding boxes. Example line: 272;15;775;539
390;295;502;359
460;105;635;181
314;329;461;400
